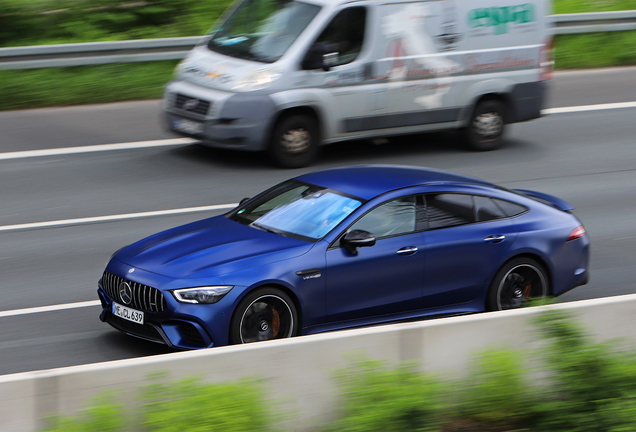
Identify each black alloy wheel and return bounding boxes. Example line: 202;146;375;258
487;258;549;311
230;287;298;344
269;114;320;168
464;99;507;151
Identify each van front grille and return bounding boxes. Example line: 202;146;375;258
175;94;210;116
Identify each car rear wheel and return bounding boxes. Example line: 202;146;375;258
487;258;549;311
464;99;506;151
230;287;298;344
269;114;319;168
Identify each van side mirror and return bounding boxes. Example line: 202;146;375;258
302;42;338;71
341;229;376;254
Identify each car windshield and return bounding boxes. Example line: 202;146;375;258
208;0;321;63
228;181;363;240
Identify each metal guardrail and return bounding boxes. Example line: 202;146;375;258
0;11;635;71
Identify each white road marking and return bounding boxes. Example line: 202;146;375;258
0;300;101;318
0;203;238;232
3;99;636;318
0;101;634;162
0;138;196;161
543;101;636;115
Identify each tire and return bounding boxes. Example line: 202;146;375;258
229;287;298;344
269;114;319;168
487;258;549;311
464;99;507;151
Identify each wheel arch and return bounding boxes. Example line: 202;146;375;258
496;252;554;296
267;105;324;148
465;92;514;125
228;281;304;342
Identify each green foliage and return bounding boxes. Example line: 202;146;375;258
36;311;636;432
555;32;636;69
141;378;272;432
42;393;127;432
326;359;443;432
41;378;272;432
554;0;636;14
532;309;636;431
452;349;538;429
0;0;232;47
0;61;177;111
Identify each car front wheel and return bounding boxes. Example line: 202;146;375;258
230;287;298;344
487;258;549;311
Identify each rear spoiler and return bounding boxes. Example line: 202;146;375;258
513;189;575;212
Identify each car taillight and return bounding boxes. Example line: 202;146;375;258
540;38;554;81
567;225;586;241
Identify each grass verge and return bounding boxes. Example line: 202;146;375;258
0;62;177;111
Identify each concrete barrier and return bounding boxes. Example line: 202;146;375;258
2;294;636;431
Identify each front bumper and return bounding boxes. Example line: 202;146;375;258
163;80;277;152
98;287;216;349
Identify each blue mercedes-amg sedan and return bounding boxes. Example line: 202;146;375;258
98;165;589;349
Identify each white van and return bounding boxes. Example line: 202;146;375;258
163;0;553;167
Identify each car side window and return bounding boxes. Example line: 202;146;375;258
314;7;366;66
475;195;507;222
348;196;416;239
426;194;475;229
493;199;527;217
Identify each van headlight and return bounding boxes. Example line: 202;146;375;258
232;68;281;91
172;286;234;304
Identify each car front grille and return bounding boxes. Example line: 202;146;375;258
175;94;211;116
102;272;167;313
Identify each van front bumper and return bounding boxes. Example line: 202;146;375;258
163;81;277;151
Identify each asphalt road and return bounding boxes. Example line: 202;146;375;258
0;66;635;375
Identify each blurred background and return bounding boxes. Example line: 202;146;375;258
0;0;636;430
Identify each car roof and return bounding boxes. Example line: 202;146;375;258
295;165;495;200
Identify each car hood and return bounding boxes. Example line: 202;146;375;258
114;216;313;279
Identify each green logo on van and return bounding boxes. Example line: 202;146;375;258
468;4;536;35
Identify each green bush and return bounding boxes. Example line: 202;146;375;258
326;359;443;432
38;311;636;432
42;378;272;432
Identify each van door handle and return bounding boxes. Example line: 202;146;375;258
397;246;418;255
484;235;506;244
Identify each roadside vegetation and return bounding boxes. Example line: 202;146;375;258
42;310;636;432
0;0;635;110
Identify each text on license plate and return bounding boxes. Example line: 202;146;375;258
171;119;204;135
112;302;144;325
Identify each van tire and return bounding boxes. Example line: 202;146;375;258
464;100;506;151
269;114;319;168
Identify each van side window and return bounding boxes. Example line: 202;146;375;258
315;7;366;66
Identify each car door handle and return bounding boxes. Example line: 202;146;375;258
484;235;506;244
396;246;418;255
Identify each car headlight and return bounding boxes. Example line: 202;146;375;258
172;286;234;304
232;68;281;92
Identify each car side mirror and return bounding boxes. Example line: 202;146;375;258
302;42;338;71
341;229;376;254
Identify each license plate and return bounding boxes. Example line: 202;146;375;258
112;302;144;325
171;118;204;135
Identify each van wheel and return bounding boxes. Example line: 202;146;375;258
269;114;319;168
464;100;506;151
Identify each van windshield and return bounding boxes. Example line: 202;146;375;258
208;0;321;63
